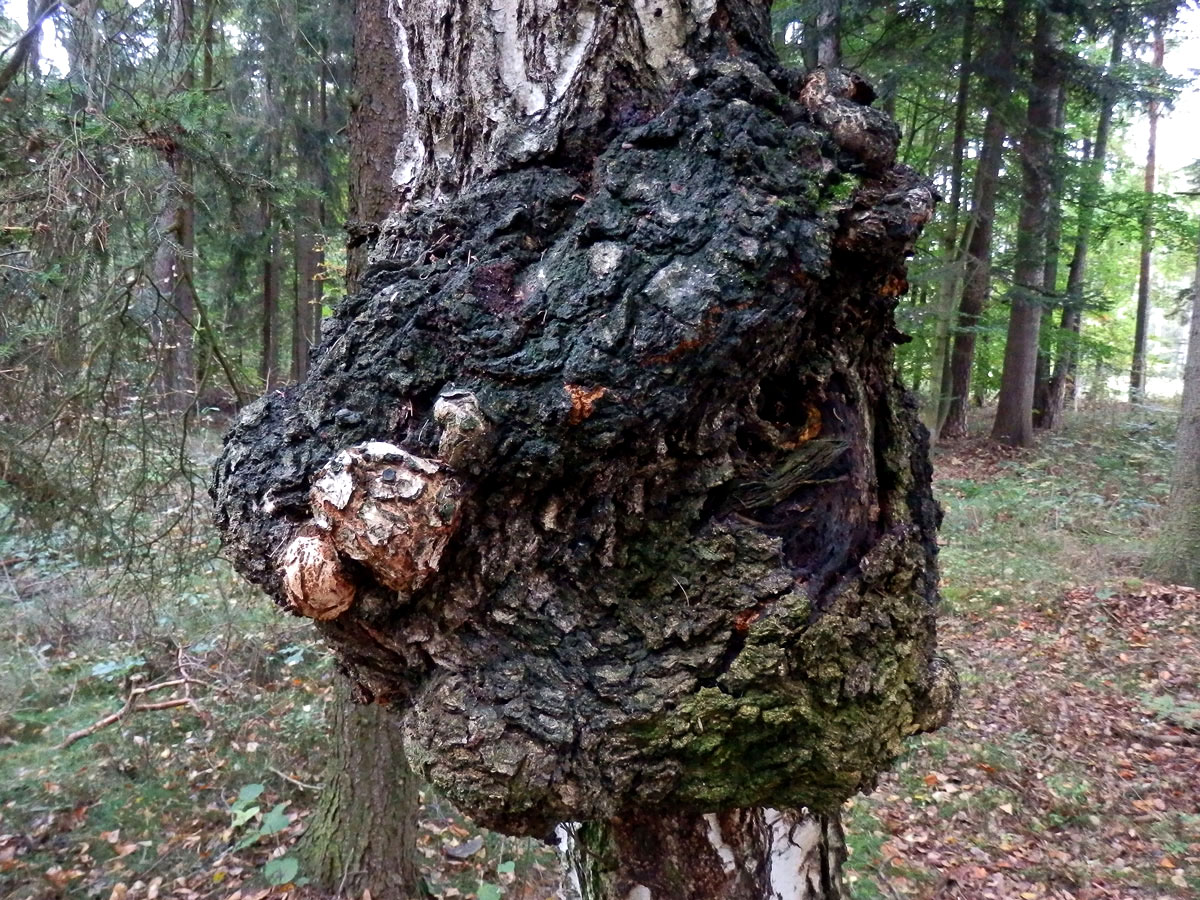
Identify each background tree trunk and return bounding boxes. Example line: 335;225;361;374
298;676;420;898
1033;87;1067;429
259;194;280;389
1044;24;1123;429
991;11;1057;447
1129;23;1164;404
1149;223;1200;587
816;0;840;68
298;1;424;892
926;0;974;437
214;4;952;898
940;0;1020;441
150;0;198;411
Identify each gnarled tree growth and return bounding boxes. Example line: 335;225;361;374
212;2;952;896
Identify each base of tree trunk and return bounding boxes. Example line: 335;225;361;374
298;676;420;899
562;808;845;900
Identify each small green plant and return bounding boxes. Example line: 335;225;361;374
229;783;292;850
475;860;515;900
263;855;301;886
1142;693;1200;730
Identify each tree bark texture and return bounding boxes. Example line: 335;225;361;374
213;0;953;891
1046;26;1124;429
562;807;845;900
940;0;1020;441
1130;23;1164;404
991;11;1057;448
1149;229;1200;587
298;676;420;898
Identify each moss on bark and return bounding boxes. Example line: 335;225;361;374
213;57;950;837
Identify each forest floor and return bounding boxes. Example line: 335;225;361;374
843;409;1200;900
0;407;1196;900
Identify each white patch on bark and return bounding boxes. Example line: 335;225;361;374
490;0;546;116
687;0;718;22
556;823;583;900
703;813;737;874
552;7;599;101
631;0;690;73
626;887;653;900
312;467;354;511
765;808;823;900
387;0;426;188
588;242;625;277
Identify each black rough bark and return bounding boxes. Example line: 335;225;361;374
212;22;951;846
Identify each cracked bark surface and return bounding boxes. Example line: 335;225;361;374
212;1;952;879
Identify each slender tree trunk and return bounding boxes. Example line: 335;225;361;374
1033;85;1067;428
941;0;1020;441
292;89;321;382
1130;23;1165;404
1149;229;1200;586
926;0;974;436
1045;25;1124;427
260;194;280;388
941;109;1004;441
150;0;198;412
992;11;1058;447
297;1;423;894
298;677;420;898
816;0;840;68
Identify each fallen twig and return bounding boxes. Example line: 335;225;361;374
269;766;323;792
1113;724;1200;749
56;677;205;749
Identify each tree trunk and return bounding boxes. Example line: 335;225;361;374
816;0;840;68
1032;78;1067;428
1149;229;1200;587
298;676;420;898
213;3;953;897
991;11;1057;447
293;88;322;383
260;196;280;389
926;0;974;437
1130;23;1164;404
562;808;845;900
1044;25;1124;429
940;108;1003;441
150;0;198;412
941;0;1020;441
297;3;424;895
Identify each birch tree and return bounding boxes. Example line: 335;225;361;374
212;3;954;897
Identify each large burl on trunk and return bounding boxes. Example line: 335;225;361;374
213;1;952;893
